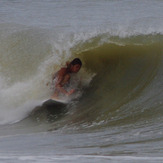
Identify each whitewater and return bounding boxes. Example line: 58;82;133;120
0;0;163;162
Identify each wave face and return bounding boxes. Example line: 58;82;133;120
0;23;163;128
69;36;163;128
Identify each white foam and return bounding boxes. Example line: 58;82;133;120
0;74;49;124
0;155;163;163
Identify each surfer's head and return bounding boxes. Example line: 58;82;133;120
68;58;82;73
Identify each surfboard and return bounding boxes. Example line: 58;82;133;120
42;98;68;107
31;98;68;119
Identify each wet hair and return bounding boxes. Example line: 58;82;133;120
70;58;82;66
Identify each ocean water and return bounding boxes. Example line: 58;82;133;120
0;0;163;162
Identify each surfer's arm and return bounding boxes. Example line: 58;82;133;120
55;69;74;96
56;78;69;95
56;81;75;96
56;85;75;96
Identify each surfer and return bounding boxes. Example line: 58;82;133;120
51;58;82;99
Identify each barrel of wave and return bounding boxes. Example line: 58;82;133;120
68;42;161;126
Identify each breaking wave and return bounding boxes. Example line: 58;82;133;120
0;24;163;130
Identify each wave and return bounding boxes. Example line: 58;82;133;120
0;24;163;128
30;34;163;131
68;41;163;127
